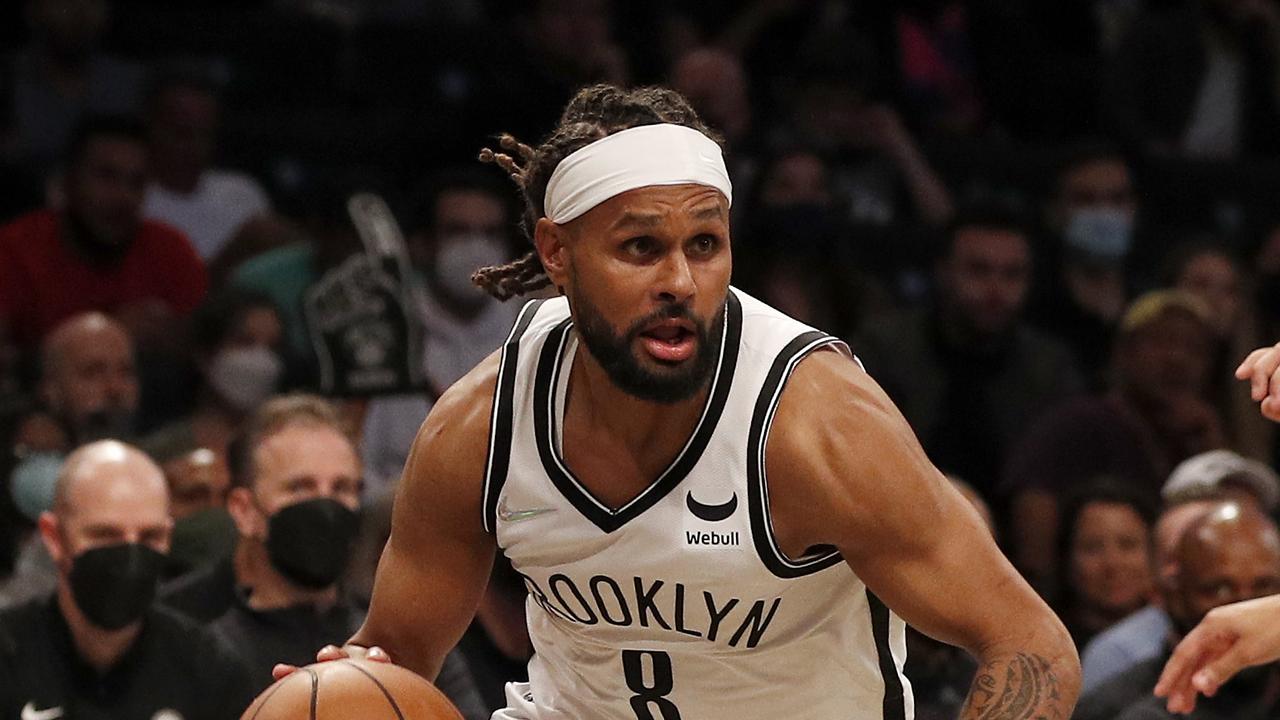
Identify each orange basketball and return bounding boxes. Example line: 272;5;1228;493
240;659;465;720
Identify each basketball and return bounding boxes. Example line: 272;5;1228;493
240;659;465;720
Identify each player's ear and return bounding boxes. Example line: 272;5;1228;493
534;218;569;289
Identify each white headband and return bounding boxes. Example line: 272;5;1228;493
543;123;732;224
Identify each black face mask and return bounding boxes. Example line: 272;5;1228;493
68;543;165;630
265;498;360;590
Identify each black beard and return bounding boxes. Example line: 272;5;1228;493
571;289;724;405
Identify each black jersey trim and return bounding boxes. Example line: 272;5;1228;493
482;298;546;534
532;292;743;534
746;330;850;578
867;590;908;720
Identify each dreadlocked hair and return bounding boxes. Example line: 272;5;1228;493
473;84;722;301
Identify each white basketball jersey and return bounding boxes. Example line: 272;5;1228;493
484;288;913;720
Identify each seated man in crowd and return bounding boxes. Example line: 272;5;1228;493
1081;449;1279;691
1073;501;1280;720
0;114;207;352
857;202;1083;499
0;440;253;719
2;312;139;607
1004;290;1223;597
164;394;488;718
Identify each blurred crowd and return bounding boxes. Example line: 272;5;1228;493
4;0;1280;718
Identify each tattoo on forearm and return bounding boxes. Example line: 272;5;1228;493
962;652;1065;720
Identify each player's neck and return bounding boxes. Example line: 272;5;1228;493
567;348;709;459
56;585;143;674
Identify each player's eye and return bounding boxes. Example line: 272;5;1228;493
622;236;658;257
688;234;719;255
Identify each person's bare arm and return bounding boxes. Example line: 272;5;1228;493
1154;594;1280;714
768;351;1080;719
343;354;501;680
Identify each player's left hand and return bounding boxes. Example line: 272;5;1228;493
271;644;392;681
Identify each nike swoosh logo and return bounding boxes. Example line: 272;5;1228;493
497;498;557;523
686;491;737;522
22;702;64;720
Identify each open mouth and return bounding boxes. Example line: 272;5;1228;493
639;319;697;363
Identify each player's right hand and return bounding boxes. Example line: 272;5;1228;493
1236;342;1280;422
271;644;393;681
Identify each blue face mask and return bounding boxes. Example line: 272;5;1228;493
9;453;64;522
1063;207;1134;262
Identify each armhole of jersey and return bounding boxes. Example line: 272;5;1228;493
746;331;851;578
482;298;546;534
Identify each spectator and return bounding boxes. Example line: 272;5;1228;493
166;395;488;717
1163;243;1272;459
1074;502;1280;720
0;0;145;177
0;440;253;718
858;203;1083;499
357;168;521;495
1106;0;1280;159
1082;451;1280;691
736;147;890;339
0;115;208;351
1;312;139;606
142;66;273;262
773;30;954;229
1005;290;1223;597
1055;483;1156;650
141;287;286;466
155;447;237;580
1030;145;1138;388
1081;498;1218;692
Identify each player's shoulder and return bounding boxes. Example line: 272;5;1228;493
418;349;502;453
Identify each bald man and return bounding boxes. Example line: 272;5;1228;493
0;440;253;720
1077;502;1280;720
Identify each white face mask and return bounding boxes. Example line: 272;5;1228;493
1063;207;1134;262
207;346;283;412
433;233;510;302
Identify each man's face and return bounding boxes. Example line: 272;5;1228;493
412;189;507;269
1118;311;1213;403
1054;158;1136;229
1174;518;1280;630
937;227;1031;337
541;184;732;404
44;328;139;441
149;86;219;180
46;458;172;570
65;136;148;247
235;423;362;540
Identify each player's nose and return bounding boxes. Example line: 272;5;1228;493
654;249;696;304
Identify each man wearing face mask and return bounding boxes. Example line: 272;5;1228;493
360;169;521;495
0;440;253;720
2;312;140;607
196;395;487;716
1030;145;1138;389
1073;501;1280;720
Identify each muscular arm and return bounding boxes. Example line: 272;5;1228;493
347;354;500;681
767;351;1080;719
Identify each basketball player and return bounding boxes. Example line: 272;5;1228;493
1154;341;1280;714
297;85;1080;719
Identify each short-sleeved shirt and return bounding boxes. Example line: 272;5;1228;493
0;596;254;720
0;209;208;346
143;170;271;260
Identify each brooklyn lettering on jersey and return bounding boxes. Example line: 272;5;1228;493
520;572;782;649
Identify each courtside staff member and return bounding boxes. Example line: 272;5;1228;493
0;441;252;720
